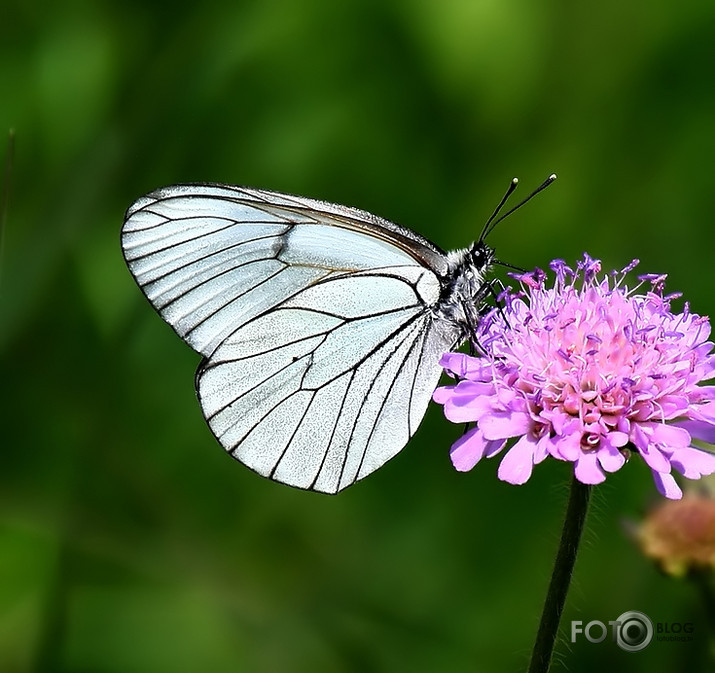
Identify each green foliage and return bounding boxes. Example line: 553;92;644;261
2;1;714;670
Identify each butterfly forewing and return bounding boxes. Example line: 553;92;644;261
121;184;465;492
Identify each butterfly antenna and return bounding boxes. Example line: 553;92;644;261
478;177;519;243
482;173;557;240
493;259;526;273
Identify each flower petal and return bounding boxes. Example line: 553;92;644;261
533;434;553;464
439;352;488;379
497;434;536;485
689;401;715;424
651;471;682;499
657;395;690;419
480;410;532;441
450;427;489;472
646;422;691;450
673;419;715;444
574;451;606;484
597;442;626;473
607;431;629;448
432;385;455;405
439;384;495;423
484;438;508;458
551;431;581;461
667;446;715;479
631;424;672;472
637;442;672;473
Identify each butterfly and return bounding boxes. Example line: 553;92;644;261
121;177;554;493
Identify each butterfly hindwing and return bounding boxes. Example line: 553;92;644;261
195;265;457;492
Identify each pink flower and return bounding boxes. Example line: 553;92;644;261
434;254;715;499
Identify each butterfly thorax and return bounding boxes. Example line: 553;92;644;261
433;242;495;339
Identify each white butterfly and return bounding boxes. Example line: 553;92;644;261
121;178;554;493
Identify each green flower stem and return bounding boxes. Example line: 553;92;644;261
527;476;592;673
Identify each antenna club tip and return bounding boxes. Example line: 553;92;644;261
511;177;519;185
549;173;557;181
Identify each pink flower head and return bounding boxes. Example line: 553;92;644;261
434;254;715;499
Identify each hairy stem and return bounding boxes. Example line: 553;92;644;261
527;476;592;673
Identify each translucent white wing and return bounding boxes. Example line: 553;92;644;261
121;184;461;492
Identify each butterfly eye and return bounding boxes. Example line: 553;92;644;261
470;243;491;268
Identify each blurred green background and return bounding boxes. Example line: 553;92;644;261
2;0;714;671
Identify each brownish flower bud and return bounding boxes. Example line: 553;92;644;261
637;495;715;577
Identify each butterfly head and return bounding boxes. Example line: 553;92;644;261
468;240;495;276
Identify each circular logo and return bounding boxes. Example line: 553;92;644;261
614;611;653;652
